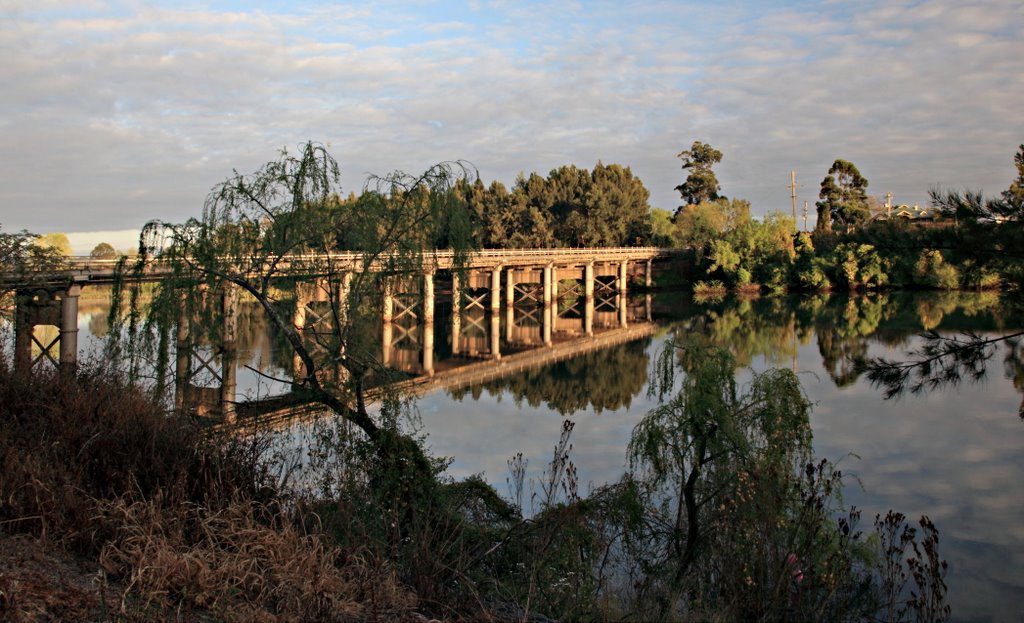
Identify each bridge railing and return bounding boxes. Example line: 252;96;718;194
14;247;681;284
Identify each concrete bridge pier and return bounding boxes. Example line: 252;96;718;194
13;284;81;376
423;270;435;323
292;282;311;383
505;267;515;304
221;285;238;422
174;294;190;411
13;292;32;374
584;262;595;299
450;270;462;355
382;321;393;367
618;261;629;294
59;285;81;372
543;264;552;305
293;282;310;330
490;266;502;310
451;271;461;309
617;294;628;328
336;272;353;324
171;286;238;419
382;280;394;323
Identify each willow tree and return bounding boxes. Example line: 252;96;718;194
112;143;476;444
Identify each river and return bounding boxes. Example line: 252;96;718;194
62;286;1024;622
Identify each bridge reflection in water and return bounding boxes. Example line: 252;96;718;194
216;274;655;427
231;281;655;428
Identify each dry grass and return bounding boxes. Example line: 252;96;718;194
97;497;418;622
0;359;425;621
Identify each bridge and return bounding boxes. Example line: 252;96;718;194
7;246;676;383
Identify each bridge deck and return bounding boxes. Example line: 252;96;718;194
4;247;678;286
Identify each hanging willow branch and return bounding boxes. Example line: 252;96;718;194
108;142;479;442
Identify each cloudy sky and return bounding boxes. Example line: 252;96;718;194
3;0;1022;251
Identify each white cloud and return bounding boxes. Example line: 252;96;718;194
1;0;1021;232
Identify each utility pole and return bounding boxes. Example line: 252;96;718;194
789;171;798;224
885;191;893;219
802;200;808;232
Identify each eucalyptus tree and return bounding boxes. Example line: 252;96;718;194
111;143;477;444
674;140;723;211
814;159;870;233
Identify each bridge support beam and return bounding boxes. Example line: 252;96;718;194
59;284;81;373
337;272;352;325
490;267;502;311
423;270;434;323
645;259;653;287
13;292;31;375
13;285;81;376
505;268;515;304
451;272;461;356
618;260;628;294
382;321;393;367
221;286;238;422
584;263;594;299
382;279;394;323
451;271;460;305
543;264;552;305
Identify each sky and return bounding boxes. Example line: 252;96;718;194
2;0;1022;253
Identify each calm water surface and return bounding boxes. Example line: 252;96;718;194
69;287;1024;622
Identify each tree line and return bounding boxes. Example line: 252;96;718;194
672;142;1024;295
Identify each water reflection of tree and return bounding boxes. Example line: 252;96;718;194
621;343;880;620
448;338;651;415
814;294;889;387
1004;337;1024;418
680;296;799;369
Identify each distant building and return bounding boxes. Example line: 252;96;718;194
871;202;948;226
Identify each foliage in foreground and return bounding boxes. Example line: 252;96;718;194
0;356;421;622
0;340;953;622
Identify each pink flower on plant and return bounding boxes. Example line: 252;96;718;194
786;553;804;584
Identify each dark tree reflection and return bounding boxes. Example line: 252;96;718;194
448;338;651;415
